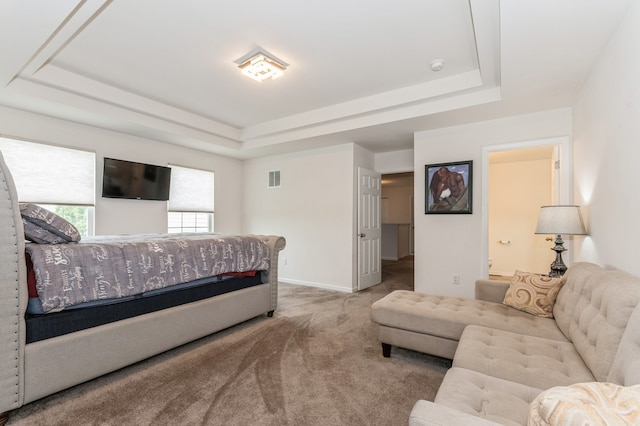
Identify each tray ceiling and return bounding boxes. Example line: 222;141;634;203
0;0;631;158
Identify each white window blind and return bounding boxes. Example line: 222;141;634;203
0;137;95;205
168;165;215;212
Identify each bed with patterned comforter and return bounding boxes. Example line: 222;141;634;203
0;149;286;424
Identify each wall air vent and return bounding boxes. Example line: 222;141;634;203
268;170;281;188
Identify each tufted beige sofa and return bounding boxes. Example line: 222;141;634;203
371;262;640;425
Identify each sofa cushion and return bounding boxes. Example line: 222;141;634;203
608;305;640;385
453;325;595;390
371;290;567;343
410;400;500;426
528;382;640;426
434;367;542;426
502;271;563;318
553;262;640;382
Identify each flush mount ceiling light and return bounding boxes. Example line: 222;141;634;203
236;49;288;82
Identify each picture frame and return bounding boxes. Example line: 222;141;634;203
425;160;473;214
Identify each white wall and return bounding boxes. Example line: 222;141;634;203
413;109;572;297
0;106;243;235
243;143;365;292
573;1;640;276
382;185;413;224
375;149;413;174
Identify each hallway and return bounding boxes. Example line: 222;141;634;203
381;256;414;293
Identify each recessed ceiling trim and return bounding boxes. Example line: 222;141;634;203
20;0;112;77
4;77;243;152
241;86;502;150
0;0;83;86
242;70;484;140
30;64;242;140
470;0;501;88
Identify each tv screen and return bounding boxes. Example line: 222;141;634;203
102;158;171;201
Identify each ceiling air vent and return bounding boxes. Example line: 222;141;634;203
268;170;281;188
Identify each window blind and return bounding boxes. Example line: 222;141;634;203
0;137;95;205
168;165;215;212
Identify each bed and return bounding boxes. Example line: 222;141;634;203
0;151;285;425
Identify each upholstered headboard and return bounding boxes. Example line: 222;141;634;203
0;150;27;414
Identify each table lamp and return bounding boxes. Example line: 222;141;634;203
535;205;587;277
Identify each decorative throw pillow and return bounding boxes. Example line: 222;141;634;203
22;219;69;244
503;270;563;318
528;382;640;426
19;203;81;243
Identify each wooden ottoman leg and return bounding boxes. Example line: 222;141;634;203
382;342;392;358
0;411;10;426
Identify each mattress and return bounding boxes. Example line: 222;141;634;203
25;273;263;343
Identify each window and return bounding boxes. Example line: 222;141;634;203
0;137;96;236
168;165;215;233
41;204;94;238
168;211;213;233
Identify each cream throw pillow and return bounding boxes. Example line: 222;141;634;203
528;382;640;426
503;271;563;318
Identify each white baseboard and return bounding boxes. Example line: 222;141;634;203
279;278;353;293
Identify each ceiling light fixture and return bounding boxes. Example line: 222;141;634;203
237;50;288;82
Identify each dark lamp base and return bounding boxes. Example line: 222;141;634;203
548;234;567;277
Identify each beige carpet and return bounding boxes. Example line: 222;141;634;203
8;258;450;425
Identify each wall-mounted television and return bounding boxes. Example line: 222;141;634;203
102;157;171;201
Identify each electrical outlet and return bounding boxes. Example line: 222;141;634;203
452;274;460;285
282;257;287;266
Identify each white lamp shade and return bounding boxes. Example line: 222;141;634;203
535;205;587;235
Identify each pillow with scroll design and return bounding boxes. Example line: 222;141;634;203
503;270;563;318
19;203;81;243
22;218;69;244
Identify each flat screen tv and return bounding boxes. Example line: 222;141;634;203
102;157;171;201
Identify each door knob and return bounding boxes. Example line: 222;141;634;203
359;233;366;238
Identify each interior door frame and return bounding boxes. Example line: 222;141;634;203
480;136;573;278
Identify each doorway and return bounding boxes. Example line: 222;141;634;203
484;136;571;278
380;172;414;284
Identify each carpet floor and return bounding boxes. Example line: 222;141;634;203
8;257;451;425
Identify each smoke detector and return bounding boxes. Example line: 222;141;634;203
430;59;445;72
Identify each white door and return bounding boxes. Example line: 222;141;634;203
357;167;381;290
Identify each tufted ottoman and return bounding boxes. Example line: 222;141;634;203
370;289;566;359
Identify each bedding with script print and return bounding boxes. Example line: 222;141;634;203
26;233;271;313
